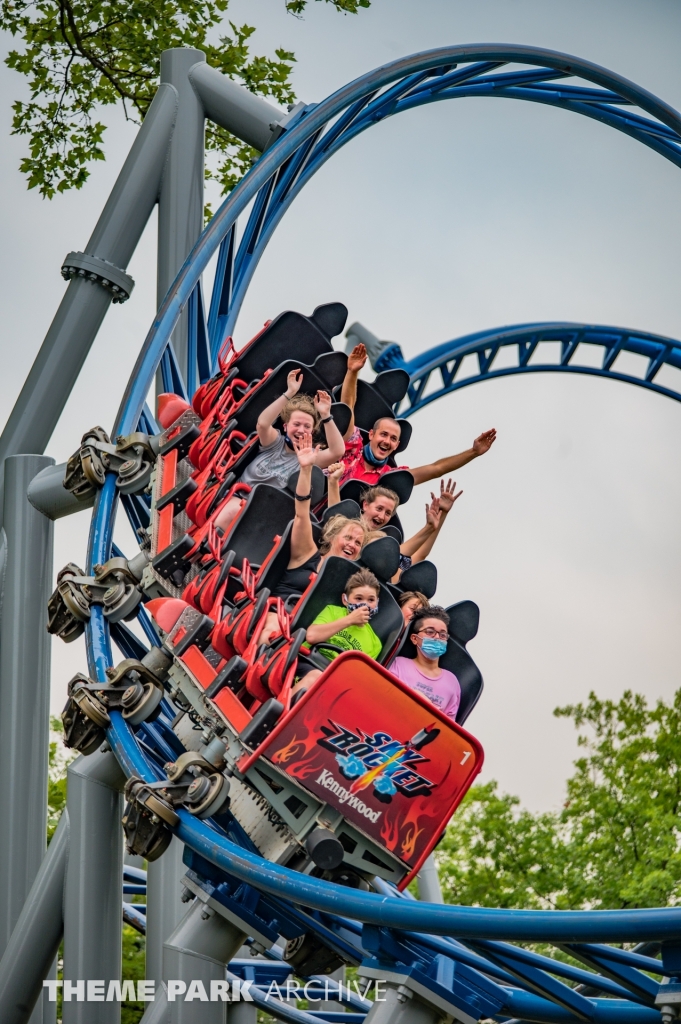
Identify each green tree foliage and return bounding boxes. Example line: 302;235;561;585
0;0;370;198
438;689;681;911
47;715;75;841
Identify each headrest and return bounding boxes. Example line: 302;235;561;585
446;600;480;646
327;402;351;439
399;561;437;600
374;469;414;505
311;303;348;339
360;536;401;582
234;310;332;383
381;523;404;543
313;351;348;389
286;465;326;507
340;469;414;509
322;499;361;524
373;368;410;407
332;378;394;433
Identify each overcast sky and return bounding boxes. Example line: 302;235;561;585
1;0;680;813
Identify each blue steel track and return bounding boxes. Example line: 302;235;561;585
88;44;681;1023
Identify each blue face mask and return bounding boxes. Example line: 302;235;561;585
345;599;379;620
419;638;447;659
363;442;389;468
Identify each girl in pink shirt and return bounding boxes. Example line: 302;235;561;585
389;606;460;721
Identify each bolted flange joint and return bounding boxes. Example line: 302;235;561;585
61;251;135;303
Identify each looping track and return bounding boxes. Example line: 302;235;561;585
90;44;681;1023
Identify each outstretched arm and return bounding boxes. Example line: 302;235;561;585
256;369;302;446
400;513;436;558
411;479;462;564
340;344;367;439
409;429;496;485
288;437;320;569
313;390;346;468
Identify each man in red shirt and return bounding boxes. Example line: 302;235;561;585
340;343;496;486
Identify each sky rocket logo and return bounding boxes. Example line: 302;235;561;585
317;720;439;801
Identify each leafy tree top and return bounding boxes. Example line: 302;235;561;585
0;0;370;198
438;688;681;911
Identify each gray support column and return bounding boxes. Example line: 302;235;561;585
62;749;126;1024
362;984;443;1024
227;1003;257;1024
0;82;179;518
0;456;54;961
417;854;444;904
316;965;345;1015
163;899;246;1024
157;48;206;381
145;837;187;989
0;811;68;1024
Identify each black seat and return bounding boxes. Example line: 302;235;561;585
373;368;410;407
286;465;327;508
291;556;403;666
380;521;404;543
340;468;414;508
311;302;348;339
232;303;347;383
234;361;329;437
399;561;437;599
390;615;483;726
359;536;400;582
312;351;348;390
255;519;322;600
322;499;361;523
332;379;410;436
446;600;480;646
221;484;295;570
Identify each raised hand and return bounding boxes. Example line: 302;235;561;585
347;343;367;374
285;369;303;398
425;495;442;530
345;604;371;626
327;462;344;482
314;389;332;419
437;478;463;513
294;432;320;468
472;428;497;456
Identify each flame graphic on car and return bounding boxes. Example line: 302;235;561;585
401;822;425;860
271;735;305;765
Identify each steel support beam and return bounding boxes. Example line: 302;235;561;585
361;983;445;1024
62;749;126;1024
157;48;206;381
140;898;247;1024
27;462;95;520
417;854;444;904
145;838;187;991
0;456;54;969
0;83;178;520
189;62;283;151
0;811;68;1024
